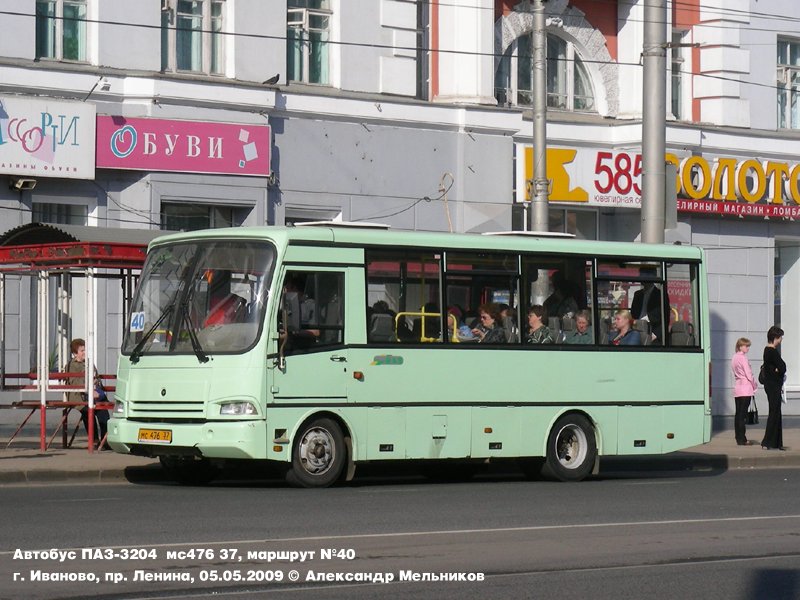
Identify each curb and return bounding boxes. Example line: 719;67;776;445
600;452;800;473
0;463;164;485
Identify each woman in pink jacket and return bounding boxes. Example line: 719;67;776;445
731;337;758;445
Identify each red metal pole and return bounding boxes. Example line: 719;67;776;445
39;403;46;452
88;406;95;453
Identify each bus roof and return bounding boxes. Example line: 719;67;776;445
148;225;704;262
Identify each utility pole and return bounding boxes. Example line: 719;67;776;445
641;0;667;244
529;0;549;232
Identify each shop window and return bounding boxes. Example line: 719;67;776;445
32;202;88;225
161;0;225;75
287;0;331;85
548;208;597;240
36;0;88;62
777;39;800;129
775;242;798;387
161;202;245;231
496;33;595;112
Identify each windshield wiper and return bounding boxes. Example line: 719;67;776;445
129;302;175;364
181;304;209;363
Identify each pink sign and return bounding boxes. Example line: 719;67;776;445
96;116;270;176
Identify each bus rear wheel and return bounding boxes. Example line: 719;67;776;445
545;414;596;482
288;418;346;488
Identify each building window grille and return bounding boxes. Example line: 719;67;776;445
35;0;88;62
160;202;245;232
32;202;88;225
161;0;225;75
287;0;331;85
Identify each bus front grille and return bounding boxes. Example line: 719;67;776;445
128;399;205;418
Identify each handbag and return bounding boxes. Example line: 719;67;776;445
95;383;108;403
758;365;766;385
746;397;759;424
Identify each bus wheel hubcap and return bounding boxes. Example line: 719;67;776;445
299;428;334;475
555;424;587;470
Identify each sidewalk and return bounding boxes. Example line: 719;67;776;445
1;423;799;485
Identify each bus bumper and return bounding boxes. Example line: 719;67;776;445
107;418;266;460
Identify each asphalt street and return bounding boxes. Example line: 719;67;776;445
1;468;799;600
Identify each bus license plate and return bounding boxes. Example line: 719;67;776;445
138;428;172;444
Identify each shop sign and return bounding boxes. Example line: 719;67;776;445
96;116;270;176
518;145;800;218
0;96;96;179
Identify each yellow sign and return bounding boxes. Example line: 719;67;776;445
521;146;800;208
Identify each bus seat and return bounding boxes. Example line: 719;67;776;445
670;321;695;346
560;316;575;343
548;317;561;341
321;297;342;344
369;313;395;342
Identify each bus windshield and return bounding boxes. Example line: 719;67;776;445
122;240;275;357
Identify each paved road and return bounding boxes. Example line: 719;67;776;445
1;468;799;599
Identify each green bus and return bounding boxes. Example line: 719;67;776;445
108;223;710;486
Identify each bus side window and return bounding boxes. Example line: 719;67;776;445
279;270;344;351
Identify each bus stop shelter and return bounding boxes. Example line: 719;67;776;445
0;223;163;452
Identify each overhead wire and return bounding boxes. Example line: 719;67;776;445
2;4;798;229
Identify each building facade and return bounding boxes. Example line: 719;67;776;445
0;0;798;415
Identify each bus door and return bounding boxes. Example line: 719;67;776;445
270;268;348;403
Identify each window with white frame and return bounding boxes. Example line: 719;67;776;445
36;0;88;62
777;39;800;129
287;0;331;85
671;30;687;120
161;202;246;231
161;0;225;75
496;33;594;111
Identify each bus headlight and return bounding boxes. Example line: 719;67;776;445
113;400;125;415
219;401;258;416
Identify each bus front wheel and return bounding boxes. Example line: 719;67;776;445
288;418;346;488
545;414;596;482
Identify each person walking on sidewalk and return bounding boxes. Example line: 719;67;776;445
731;337;757;446
761;326;786;451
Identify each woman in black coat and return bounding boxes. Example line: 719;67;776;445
761;326;786;450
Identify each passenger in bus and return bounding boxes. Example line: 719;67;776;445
564;310;592;345
609;310;641;346
525;305;554;344
65;338;110;450
631;280;669;344
471;303;508;344
544;272;579;319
